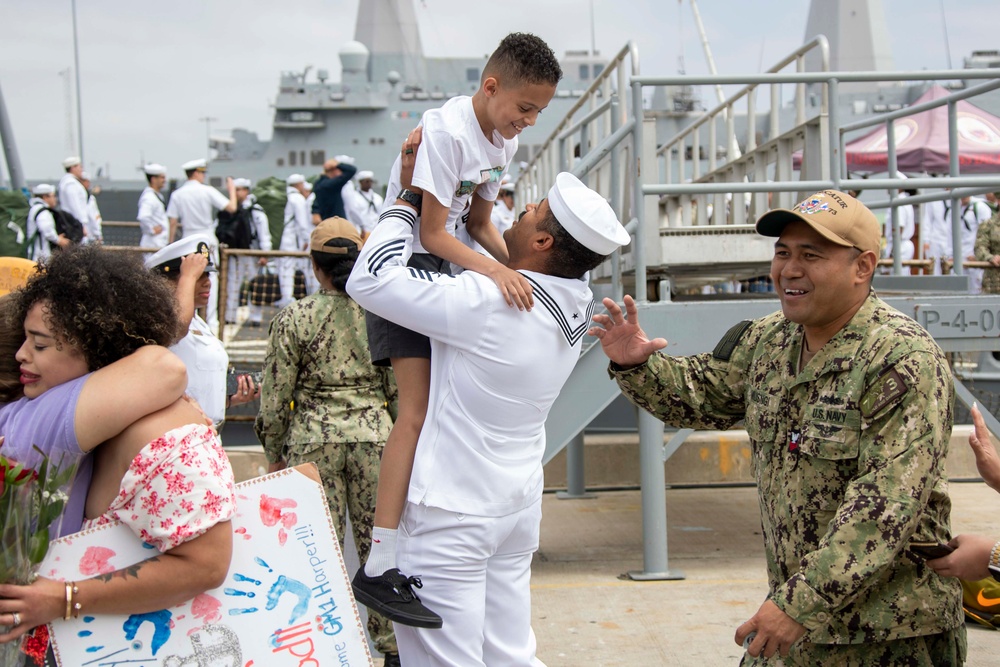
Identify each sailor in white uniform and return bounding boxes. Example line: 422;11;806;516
348;172;630;666
225;178;272;327
137;163;170;249
279;174;313;305
26;184;66;260
145;234;258;426
350;169;383;240
79;171;103;244
165;158;238;332
57;156;89;234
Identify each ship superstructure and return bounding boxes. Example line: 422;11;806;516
206;0;608;186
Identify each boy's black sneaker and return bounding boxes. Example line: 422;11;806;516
352;567;443;629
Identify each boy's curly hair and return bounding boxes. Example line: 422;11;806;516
11;245;179;371
484;33;562;88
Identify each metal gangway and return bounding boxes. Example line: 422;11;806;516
522;37;1000;581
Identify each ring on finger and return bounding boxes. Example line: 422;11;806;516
404;148;414;155
11;611;21;627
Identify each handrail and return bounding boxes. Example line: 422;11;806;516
839;77;1000;134
656;35;831;158
520;41;639;175
632;68;1000;86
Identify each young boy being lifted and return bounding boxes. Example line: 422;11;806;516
354;32;562;628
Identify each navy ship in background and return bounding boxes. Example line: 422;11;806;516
203;0;609;188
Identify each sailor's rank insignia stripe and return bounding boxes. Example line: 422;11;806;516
524;275;593;346
379;207;416;227
712;320;753;361
861;366;909;418
367;239;406;276
406;267;437;282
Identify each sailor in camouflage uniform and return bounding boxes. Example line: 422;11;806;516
973;209;1000;294
254;217;400;665
590;191;965;666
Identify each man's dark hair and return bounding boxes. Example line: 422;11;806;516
537;208;606;279
311;239;359;292
146;173;159;185
185;169;198;178
13;245;179;371
483;33;562;88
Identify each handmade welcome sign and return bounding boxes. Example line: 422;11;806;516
39;464;373;666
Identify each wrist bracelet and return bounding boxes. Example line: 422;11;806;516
64;581;80;620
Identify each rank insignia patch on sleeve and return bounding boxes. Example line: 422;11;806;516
861;366;909;417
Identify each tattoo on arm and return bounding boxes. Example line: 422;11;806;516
94;557;161;583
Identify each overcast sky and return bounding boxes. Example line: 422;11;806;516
1;0;993;181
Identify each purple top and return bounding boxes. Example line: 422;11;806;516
0;374;92;537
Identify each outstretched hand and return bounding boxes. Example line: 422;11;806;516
969;403;1000;493
587;295;667;368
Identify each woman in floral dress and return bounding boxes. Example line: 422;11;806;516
0;245;235;650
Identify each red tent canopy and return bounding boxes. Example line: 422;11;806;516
841;85;1000;174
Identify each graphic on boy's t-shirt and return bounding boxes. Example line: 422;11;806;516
456;181;477;196
480;166;505;184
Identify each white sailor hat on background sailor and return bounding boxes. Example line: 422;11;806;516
32;184;55;196
500;181;516;193
62;156;81;168
145;233;218;275
287;174;306;185
334;154;355;165
547;172;630;255
143;163;166;176
303;181;313;192
181;158;208;172
356;170;375;181
233;178;252;189
80;171;91;181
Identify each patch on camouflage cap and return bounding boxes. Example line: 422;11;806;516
861;367;909;418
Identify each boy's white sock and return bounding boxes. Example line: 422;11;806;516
364;527;398;577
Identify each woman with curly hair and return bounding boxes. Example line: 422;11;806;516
0;244;235;650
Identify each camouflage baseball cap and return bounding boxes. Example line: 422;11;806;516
755;190;880;255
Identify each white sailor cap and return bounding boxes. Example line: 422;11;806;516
334;154;355;165
303;181;313;191
145;233;218;275
287;174;306;186
357;170;375;181
62;156;81;169
500;182;516;193
32;184;55;196
181;158;208;172
80;171;91;181
547;172;630;255
143;163;166;176
233;178;252;189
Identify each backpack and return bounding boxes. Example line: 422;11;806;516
251;177;288;251
216;206;255;249
26;205;85;256
0;190;30;258
53;208;86;244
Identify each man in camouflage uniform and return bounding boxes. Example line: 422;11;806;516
590;190;965;666
974;208;1000;294
254;217;400;666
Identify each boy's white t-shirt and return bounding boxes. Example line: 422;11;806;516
383;96;517;255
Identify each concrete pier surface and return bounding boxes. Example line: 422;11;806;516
527;482;1000;667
